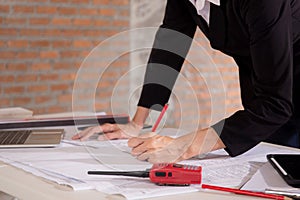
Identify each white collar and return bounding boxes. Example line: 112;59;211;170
190;0;220;10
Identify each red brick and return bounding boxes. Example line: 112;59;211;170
41;29;61;37
51;18;71;25
30;40;50;48
36;6;57;14
60;51;81;58
112;0;128;5
28;85;48;92
93;0;109;4
4;86;25;94
73;40;92;48
47;106;65;113
94;19;110;26
13;97;32;105
83;30;102;37
99;9;115;16
30;18;50;25
71;0;90;3
52;40;72;48
40;74;59;81
79;8;98;15
4;17;27;25
51;0;69;2
58;94;72;102
73;18;92;26
7;63;27;71
35;96;52;104
17;52;39;59
20;29;40;36
51;84;69;91
7;40;28;48
0;41;6;47
0;28;17;36
58;7;77;15
60;29;82;37
40;51;59;59
60;73;76;81
0;98;10;106
15;75;38;82
54;62;80;70
27;0;48;2
0;75;14;83
0;52;16;59
14;6;34;13
31;63;52;71
0;5;10;13
0;64;6;70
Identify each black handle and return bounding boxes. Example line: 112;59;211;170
88;170;150;178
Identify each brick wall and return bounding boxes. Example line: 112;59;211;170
1;0;242;128
0;0;129;115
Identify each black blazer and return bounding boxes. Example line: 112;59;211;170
138;0;300;156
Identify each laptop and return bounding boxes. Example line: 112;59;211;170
0;129;64;148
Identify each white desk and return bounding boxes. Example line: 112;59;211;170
0;160;262;200
0;124;298;200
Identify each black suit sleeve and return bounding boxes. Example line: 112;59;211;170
213;0;294;156
137;0;197;111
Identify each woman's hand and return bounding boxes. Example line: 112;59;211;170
71;121;143;141
128;128;225;163
128;132;185;163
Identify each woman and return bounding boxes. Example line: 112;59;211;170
73;0;300;163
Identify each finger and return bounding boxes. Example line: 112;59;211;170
80;126;103;141
98;130;123;140
100;123;119;133
127;132;156;148
136;149;158;162
131;139;155;156
71;126;94;140
71;133;81;140
128;136;149;148
131;144;146;156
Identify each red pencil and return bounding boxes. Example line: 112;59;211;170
151;103;169;132
202;184;290;200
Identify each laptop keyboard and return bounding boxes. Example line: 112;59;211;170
0;130;31;145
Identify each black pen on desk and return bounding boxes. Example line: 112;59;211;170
151;104;168;132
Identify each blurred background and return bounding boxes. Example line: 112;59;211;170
0;0;242;129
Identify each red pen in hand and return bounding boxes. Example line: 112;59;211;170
151;104;169;132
